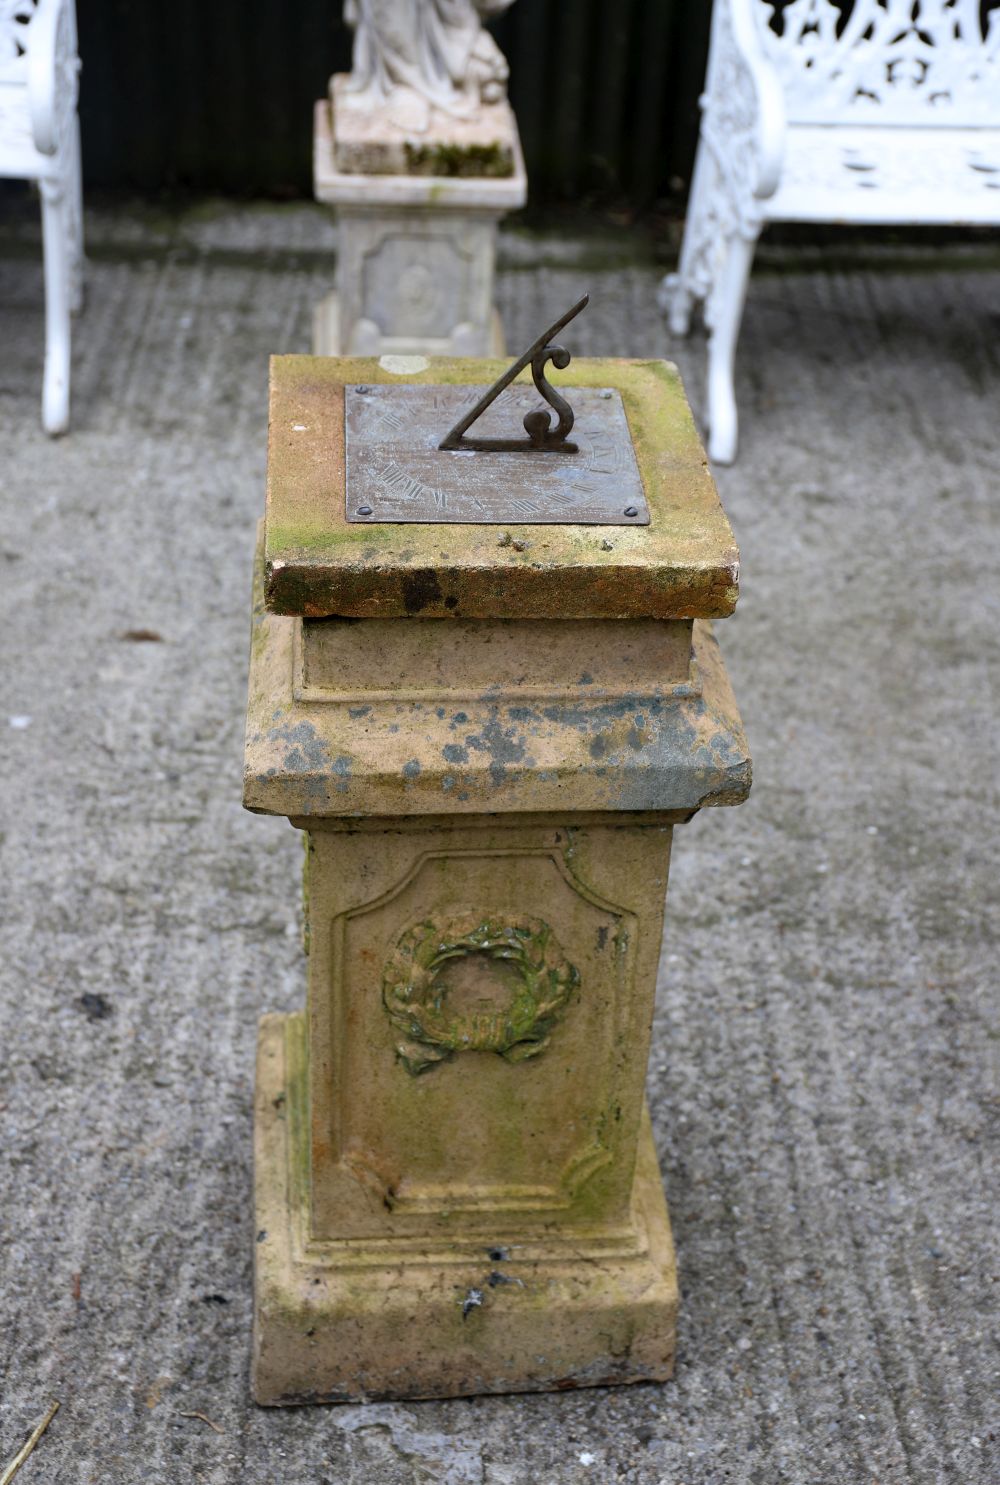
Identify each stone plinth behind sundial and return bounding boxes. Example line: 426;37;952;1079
312;1;526;358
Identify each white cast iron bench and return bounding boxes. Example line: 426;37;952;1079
0;0;83;434
662;0;1000;463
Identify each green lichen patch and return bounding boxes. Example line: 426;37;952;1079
263;355;739;621
403;139;514;179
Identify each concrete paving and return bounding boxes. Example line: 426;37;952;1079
0;200;997;1484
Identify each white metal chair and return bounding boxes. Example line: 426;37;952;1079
662;0;1000;463
1;0;82;434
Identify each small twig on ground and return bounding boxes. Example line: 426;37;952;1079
0;1400;60;1485
175;1410;225;1436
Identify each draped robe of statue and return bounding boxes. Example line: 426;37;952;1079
343;0;517;128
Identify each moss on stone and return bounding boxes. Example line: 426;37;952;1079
263;354;739;622
402;139;514;179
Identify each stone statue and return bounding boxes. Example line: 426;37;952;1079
343;0;517;131
321;0;525;354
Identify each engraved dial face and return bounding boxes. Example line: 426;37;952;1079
345;384;649;525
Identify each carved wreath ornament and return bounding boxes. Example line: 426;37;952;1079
383;915;579;1075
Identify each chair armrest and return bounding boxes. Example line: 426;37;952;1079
704;0;785;202
26;0;79;157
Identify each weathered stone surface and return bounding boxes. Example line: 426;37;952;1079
252;804;683;1403
314;98;525;357
254;1014;677;1404
246;346;748;1402
316;95;526;208
332;76;518;179
264;355;740;619
243;563;749;819
295;813;677;1235
249;766;695;1402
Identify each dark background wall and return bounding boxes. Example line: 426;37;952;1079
77;0;711;207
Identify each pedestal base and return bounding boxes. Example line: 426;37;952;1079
312;291;506;358
253;1012;677;1405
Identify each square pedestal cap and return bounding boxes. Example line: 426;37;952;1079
264;356;740;622
315;90;528;206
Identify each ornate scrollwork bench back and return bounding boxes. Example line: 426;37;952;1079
661;0;1000;464
762;0;1000;127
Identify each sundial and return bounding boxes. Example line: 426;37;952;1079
246;325;750;1407
344;295;650;525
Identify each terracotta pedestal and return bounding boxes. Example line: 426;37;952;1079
243;354;750;1404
